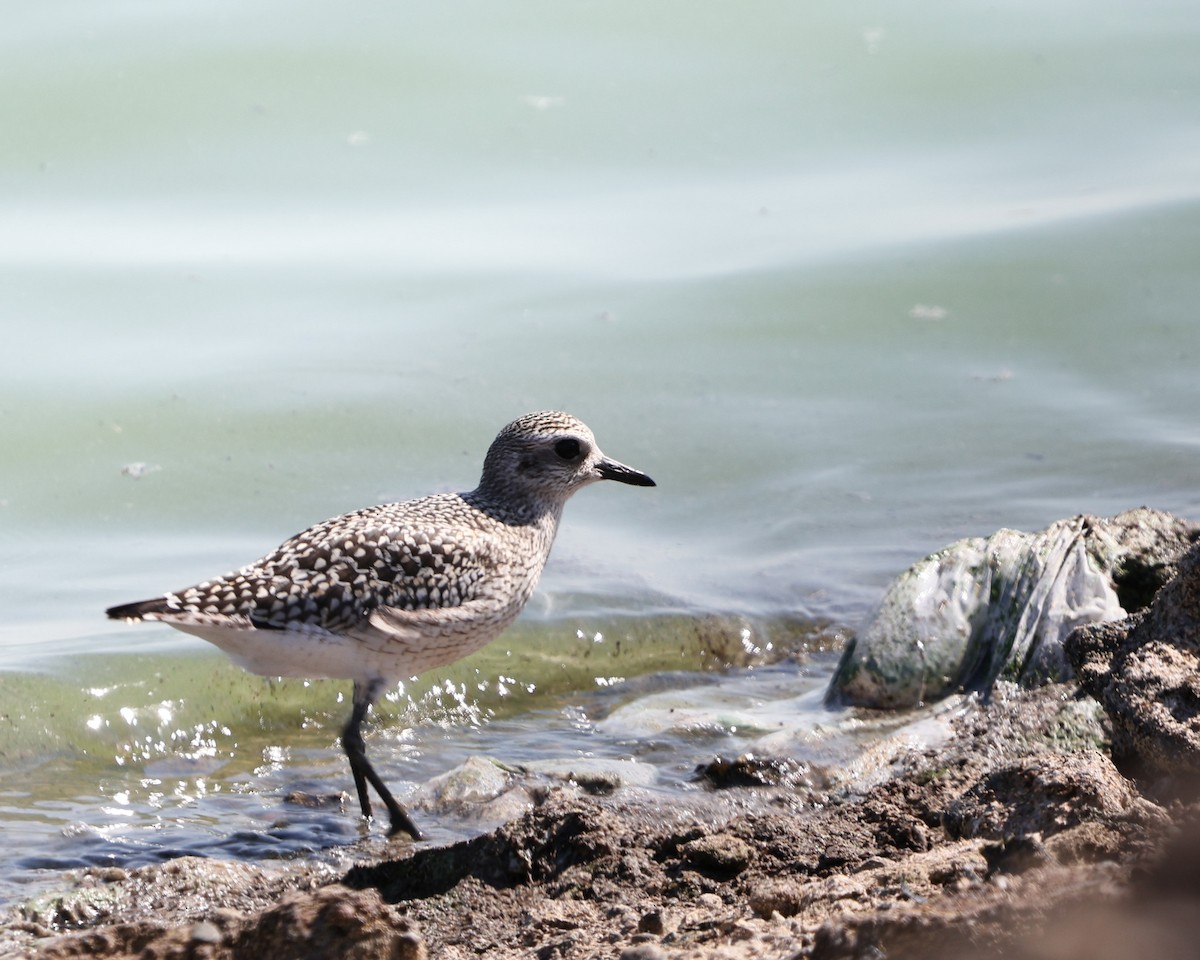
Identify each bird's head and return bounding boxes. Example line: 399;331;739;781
475;411;655;517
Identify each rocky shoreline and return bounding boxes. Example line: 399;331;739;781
8;536;1200;959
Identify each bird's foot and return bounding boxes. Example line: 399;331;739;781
386;807;422;841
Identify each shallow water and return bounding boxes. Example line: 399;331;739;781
3;0;1200;911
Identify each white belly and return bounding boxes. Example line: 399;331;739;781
169;611;517;685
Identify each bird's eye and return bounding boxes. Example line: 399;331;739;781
554;438;581;460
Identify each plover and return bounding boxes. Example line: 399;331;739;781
107;411;655;839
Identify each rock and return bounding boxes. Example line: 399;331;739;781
746;878;807;918
30;886;421;960
343;792;622;900
680;833;757;878
637;909;666;934
233;886;425;960
190;919;223;943
619;946;667;960
519;756;659;794
943;753;1136;840
979;835;1053;876
829;508;1198;708
283;790;348;811
415;754;513;812
1040;820;1127;865
694;753;815;789
1066;542;1200;783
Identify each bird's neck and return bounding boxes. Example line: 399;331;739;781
463;486;564;531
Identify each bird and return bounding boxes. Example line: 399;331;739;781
106;411;655;840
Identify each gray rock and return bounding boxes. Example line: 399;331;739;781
829;508;1198;709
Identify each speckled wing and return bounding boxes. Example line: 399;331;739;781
351;596;527;676
107;495;498;634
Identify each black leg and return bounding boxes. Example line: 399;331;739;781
342;680;423;840
342;688;375;820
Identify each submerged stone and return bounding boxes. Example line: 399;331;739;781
694;753;814;790
828;508;1198;709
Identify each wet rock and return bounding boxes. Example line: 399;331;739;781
830;508;1198;709
415;754;513;811
283;790;347;811
1067;542;1200;784
519;756;658;795
694;753;814;789
22;858;291;935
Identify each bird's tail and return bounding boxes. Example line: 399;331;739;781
106;598;171;621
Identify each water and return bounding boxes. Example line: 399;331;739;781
3;0;1200;911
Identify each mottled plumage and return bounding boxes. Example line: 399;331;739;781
107;411;655;839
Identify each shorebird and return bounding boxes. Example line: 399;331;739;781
107;411;655;840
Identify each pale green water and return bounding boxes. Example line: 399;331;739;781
2;0;1200;910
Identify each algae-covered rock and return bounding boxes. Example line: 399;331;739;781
828;508;1198;709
